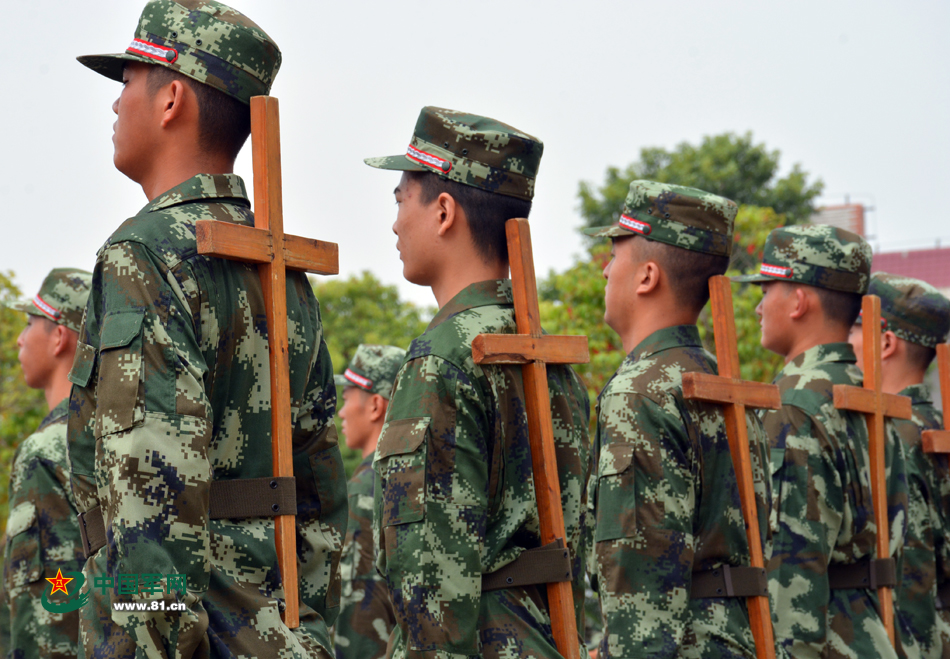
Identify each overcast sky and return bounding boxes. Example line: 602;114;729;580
2;0;947;308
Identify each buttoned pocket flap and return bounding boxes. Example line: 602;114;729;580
68;341;96;387
599;443;633;477
100;310;145;350
594;443;636;542
6;502;36;538
375;417;429;526
376;417;430;459
4;502;40;592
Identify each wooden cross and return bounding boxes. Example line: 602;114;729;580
922;344;950;455
833;295;912;646
681;275;779;659
471;218;588;659
195;96;339;628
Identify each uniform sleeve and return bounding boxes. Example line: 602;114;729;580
591;390;696;658
91;240;213;655
373;354;489;658
763;403;843;659
4;446;83;658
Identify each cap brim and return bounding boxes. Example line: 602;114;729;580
333;374;349;387
1;298;42;316
731;273;772;284
582;225;634;239
77;52;144;83
363;154;427;172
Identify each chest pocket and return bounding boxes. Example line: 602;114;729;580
95;310;146;438
374;417;429;527
3;502;40;597
594;443;636;542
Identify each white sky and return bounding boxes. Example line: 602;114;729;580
2;1;948;308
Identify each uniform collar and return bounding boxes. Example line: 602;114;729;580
779;342;857;378
898;382;933;406
40;398;69;430
147;174;250;212
629;325;703;362
427;280;513;331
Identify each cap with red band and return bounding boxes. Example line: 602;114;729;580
334;344;408;401
3;268;91;333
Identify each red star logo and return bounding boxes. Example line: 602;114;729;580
46;569;73;595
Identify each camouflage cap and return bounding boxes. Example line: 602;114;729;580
364;107;543;201
334;344;407;401
77;0;281;105
3;268;92;333
733;224;872;294
582;180;738;257
854;272;950;348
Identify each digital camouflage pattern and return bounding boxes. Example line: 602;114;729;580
4;268;92;333
335;456;395;659
2;400;85;659
583;180;738;257
373;280;591;658
888;384;950;659
78;0;281;105
864;273;950;349
364;107;543;201
588;325;771;658
66;174;347;657
334;344;407;401
734;224;872;294
763;342;897;659
934;410;950;654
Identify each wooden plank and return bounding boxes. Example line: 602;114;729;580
682;372;781;410
833;385;877;414
196;221;272;264
683;275;776;659
471;334;589;365
922;344;950;456
922;430;950;454
284;234;340;274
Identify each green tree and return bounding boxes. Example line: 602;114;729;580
578;132;824;234
540;206;785;403
0;271;47;531
312;271;433;476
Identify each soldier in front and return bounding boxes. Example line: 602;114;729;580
67;1;346;656
364;107;591;657
585;180;772;658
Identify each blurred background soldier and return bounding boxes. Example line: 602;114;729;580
334;344;404;659
849;273;950;659
2;267;90;659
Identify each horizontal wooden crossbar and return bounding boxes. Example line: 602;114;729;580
682;372;781;410
471;334;589;365
923;429;950;455
284;235;339;274
196;221;339;275
832;385;913;420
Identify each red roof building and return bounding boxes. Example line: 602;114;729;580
872;247;950;294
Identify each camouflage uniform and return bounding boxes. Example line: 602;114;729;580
737;225;899;658
365;110;592;657
585;181;772;658
2;269;91;659
333;345;405;659
69;5;346;655
863;273;950;659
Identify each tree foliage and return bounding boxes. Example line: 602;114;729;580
577;132;824;235
0;271;47;531
312;271;433;476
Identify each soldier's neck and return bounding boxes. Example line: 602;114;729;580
430;260;509;309
45;373;72;412
138;149;236;202
782;323;850;364
881;363;927;396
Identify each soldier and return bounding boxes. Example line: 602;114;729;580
2;268;90;658
848;273;950;659
583;180;772;658
364;107;591;657
333;344;404;659
68;2;346;656
735;225;897;657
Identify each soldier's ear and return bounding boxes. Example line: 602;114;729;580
788;286;810;320
435;192;458;237
635;261;661;296
158;79;191;130
881;331;899;361
368;394;387;422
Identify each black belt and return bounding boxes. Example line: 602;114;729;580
828;557;897;590
482;539;573;592
936;582;950;610
690;565;768;599
78;476;297;558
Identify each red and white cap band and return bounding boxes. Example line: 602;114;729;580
618;214;652;235
127;38;178;64
32;295;61;319
406;145;452;173
344;369;373;390
760;263;792;278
